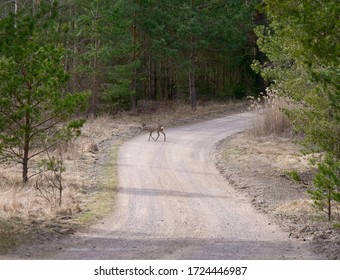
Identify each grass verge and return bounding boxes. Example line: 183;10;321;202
77;140;120;225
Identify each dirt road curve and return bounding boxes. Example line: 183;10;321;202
8;112;321;259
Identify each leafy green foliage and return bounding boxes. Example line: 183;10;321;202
58;0;141;112
254;0;339;158
285;170;301;183
254;0;339;220
307;154;340;221
36;152;66;207
0;3;89;182
57;0;258;110
159;0;257;100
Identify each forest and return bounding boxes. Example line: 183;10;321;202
0;0;260;114
0;1;339;218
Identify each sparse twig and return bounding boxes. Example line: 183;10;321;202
33;150;66;207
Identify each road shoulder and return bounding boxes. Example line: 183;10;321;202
215;132;340;259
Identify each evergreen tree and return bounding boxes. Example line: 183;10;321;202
0;3;89;183
10;1;258;114
135;0;257;105
253;0;339;158
253;0;339;220
56;0;140;113
308;154;340;221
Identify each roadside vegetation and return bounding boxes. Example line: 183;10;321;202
252;0;339;223
220;0;338;258
0;100;243;253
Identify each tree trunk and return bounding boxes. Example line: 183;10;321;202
131;14;138;110
328;188;332;221
131;72;137;110
89;37;99;115
148;49;152;99
22;149;29;183
189;67;197;109
153;62;158;100
189;0;197;109
88;4;100;115
22;66;31;183
23;111;30;183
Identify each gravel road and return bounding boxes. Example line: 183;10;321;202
7;112;321;259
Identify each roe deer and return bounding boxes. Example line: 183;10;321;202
142;123;166;142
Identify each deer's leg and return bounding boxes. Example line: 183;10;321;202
161;131;166;142
149;131;155;141
155;131;160;141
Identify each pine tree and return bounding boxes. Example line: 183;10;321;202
254;0;339;158
253;0;339;220
308;155;340;221
0;3;89;183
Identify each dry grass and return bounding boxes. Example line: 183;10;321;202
0;115;126;252
0;99;245;253
136;99;246;126
248;88;294;136
274;198;340;223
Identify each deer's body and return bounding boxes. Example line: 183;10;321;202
142;124;166;142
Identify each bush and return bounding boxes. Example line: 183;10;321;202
248;88;294;136
307;154;340;221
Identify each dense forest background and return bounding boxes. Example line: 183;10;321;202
0;0;261;114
